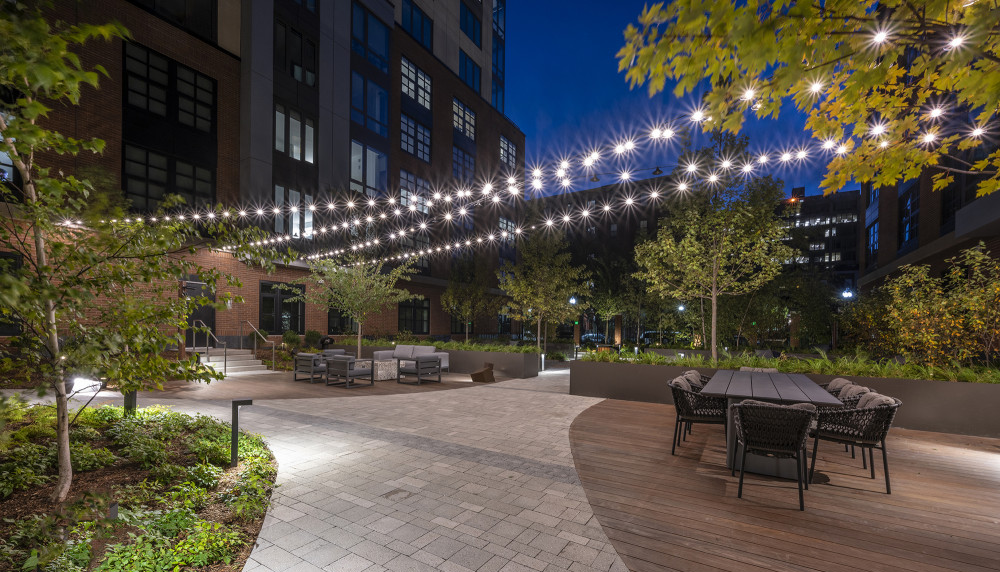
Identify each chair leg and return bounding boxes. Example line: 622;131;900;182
861;445;867;469
881;439;891;494
802;448;809;490
851;445;856;459
796;452;805;511
809;436;820;483
671;418;679;456
683;421;689;441
737;447;748;498
869;447;876;479
731;443;739;477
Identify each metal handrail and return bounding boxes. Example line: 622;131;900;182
192;319;227;375
239;320;276;371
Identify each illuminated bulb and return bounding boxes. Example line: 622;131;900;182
620;171;631;181
880;140;889;148
796;150;807;160
483;183;493;193
836;144;848;154
581;210;590;217
583;157;594;167
420;222;427;229
327;202;335;210
758;154;768;164
508;185;519;194
822;139;836;150
590;151;600;161
780;152;792;162
272;207;280;214
556;168;566;178
561;178;571;187
433;192;442;199
491;194;501;203
663;128;674;138
810;82;823;94
678;182;688;191
501;231;509;238
515;228;522;234
948;35;964;49
346;201;355;208
971;127;985;137
721;159;733;169
368;199;375;207
873;30;888;44
507;176;517;185
650;128;662;139
409;204;417;211
650;191;660;198
532;179;543;190
445;213;453;220
546;219;554;226
614;144;626;154
923;132;936;143
459;208;467;215
871;123;886;136
560;160;570;169
394;208;401;216
691;109;705;122
289;206;298;213
741;88;755;101
686;163;697;173
256;209;264;215
366;216;373;223
708;174;719;183
308;205;316;211
930;107;943;118
238;210;247;217
603;205;611;212
742;164;754;173
533;168;542;178
563;215;571;222
625;197;634;206
444;195;453;202
624;140;635;151
353;218;360;225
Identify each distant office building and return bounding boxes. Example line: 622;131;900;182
783;187;862;290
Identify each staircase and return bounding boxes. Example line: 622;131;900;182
188;348;270;376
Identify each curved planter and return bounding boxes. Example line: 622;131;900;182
329;344;539;379
569;361;1000;438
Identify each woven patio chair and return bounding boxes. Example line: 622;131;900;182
731;400;816;511
809;394;901;493
825;377;854;397
668;377;727;456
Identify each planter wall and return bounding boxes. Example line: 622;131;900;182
329;344;539;379
569;361;1000;438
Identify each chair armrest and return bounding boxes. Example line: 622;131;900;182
431;352;449;367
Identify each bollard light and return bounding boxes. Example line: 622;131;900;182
231;399;253;467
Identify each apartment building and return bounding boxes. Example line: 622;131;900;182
784;186;862;291
32;0;525;344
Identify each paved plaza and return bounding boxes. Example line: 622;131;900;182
113;368;629;572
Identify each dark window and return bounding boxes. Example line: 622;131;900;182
401;0;433;51
866;184;879;208
328;310;356;335
0;146;17;187
399;170;430;214
453;98;476;140
124;144;214;211
274;104;315;163
898;186;919;248
460;3;482;47
176;65;214;132
401;232;430;270
260;281;305;335
0;252;22;336
451;314;473;335
352;2;390;73
351;72;389;137
398;299;430;334
132;0;216;41
491;80;504;113
459;50;481;92
124;43;169;117
351;140;388;197
273;185;313;238
401;115;431;162
401;57;432;110
452;146;475;182
499;135;516;169
866;221;879;265
491;29;504;111
124;43;216;132
275;23;316;86
497;313;511;336
492;0;505;37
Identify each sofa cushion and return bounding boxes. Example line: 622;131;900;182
840;384;871;400
682;370;703;388
393;345;415;359
827;377;853;391
670;376;691;392
411;345;435;356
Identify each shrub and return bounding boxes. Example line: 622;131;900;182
120;434;169;469
183;462;222;489
282;330;301;348
45;442;116;472
148;463;184;484
171;520;242;567
0;443;52;498
547;352;566;362
69;426;100;442
164;481;211;511
303;330;322;348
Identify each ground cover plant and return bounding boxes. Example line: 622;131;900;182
580;349;1000;384
0;402;277;571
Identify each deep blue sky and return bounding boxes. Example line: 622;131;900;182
504;1;831;197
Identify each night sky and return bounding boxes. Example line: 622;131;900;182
504;1;835;197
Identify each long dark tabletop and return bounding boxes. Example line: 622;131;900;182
701;370;842;406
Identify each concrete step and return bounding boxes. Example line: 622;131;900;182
223;368;277;377
207;363;268;374
203;355;259;365
188;348;254;356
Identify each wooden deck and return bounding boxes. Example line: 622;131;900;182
569;399;1000;572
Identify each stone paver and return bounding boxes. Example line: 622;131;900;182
125;369;625;572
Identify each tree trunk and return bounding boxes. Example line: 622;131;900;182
465;320;469;343
700;298;707;350
711;291;719;362
536;316;542;354
357;322;363;359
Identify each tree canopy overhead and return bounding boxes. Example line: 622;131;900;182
617;1;1000;196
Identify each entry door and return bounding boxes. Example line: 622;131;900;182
184;279;216;348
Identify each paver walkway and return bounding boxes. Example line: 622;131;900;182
125;370;628;572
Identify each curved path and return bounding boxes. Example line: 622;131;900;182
569;399;1000;572
123;370;629;572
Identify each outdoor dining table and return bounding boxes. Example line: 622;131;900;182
700;370;844;479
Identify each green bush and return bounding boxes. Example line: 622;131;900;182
148;463;184;484
183;462;222;489
164;481;211;511
45;442;116;472
171;520;242;567
0;443;52;498
547;352;566;362
282;330;301;348
303;330;322;348
120;434;169;469
69;426;100;442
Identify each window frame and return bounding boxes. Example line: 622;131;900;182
400;114;431;162
459;50;481;92
259;281;306;335
401;57;432;110
452;98;476;141
398;298;431;334
401;0;434;51
460;2;482;47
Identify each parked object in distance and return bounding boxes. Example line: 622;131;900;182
581;333;606;343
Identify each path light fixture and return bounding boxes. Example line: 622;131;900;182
231;399;253;467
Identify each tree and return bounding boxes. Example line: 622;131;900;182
498;232;588;355
618;2;1000;196
287;257;420;357
588;291;623;342
634;141;794;360
440;254;505;342
0;5;275;502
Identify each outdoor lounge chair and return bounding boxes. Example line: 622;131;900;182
732;400;816;511
396;355;442;385
809;394;901;493
325;356;374;388
293;353;326;383
668;377;727;455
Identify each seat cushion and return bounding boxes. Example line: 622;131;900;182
682;370;703;388
859;393;895;408
840;384;871;400
670;376;691;392
411;345;435;356
393;345;415;359
827;377;853;391
789;402;817;413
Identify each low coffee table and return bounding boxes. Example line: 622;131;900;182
372;359;398;381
